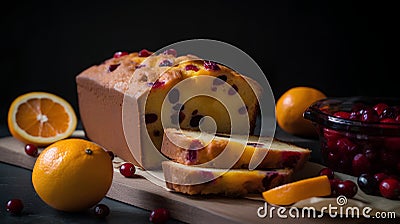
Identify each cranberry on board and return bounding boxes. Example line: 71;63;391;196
319;167;335;179
337;180;358;198
374;172;390;184
25;144;38;157
149;208;170;224
329;178;342;197
379;178;400;199
119;162;136;177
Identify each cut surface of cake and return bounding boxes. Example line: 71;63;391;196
144;59;262;150
162;161;293;196
161;128;311;170
76;49;262;169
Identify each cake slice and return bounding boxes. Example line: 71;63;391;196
162;160;293;196
161;128;311;170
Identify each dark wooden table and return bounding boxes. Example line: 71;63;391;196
0;124;321;224
0;124;184;224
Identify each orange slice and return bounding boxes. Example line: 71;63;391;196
262;175;331;206
8;92;77;146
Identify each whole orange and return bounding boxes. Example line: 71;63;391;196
276;86;326;138
32;138;113;212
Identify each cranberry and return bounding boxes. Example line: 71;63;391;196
6;199;24;215
149;208;170;224
186;149;197;163
379;107;398;120
329;178;342;197
351;103;369;112
203;61;220;70
337;180;358;198
151;80;165;89
135;64;146;69
113;51;128;58
349;111;360;121
163;49;177;57
108;63;120;72
360;108;379;123
25;144;38;157
373;103;389;116
333;111;351;119
138;49;152;57
189;115;204;127
323;128;341;150
281;151;301;168
337;138;358;156
379;178;400;199
94;204;110;218
159;59;173;67
357;174;377;195
119;162;136;177
374;172;390;185
185;64;199;71
319;167;335;179
352;153;371;176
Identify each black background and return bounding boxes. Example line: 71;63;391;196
1;0;397;127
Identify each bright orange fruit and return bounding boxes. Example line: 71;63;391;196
32;138;113;212
276;86;326;138
7;92;77;146
262;175;331;206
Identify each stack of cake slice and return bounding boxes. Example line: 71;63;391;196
161;128;311;196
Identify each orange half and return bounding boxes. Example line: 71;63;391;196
8;92;77;146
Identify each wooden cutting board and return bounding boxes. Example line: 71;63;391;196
0;132;374;224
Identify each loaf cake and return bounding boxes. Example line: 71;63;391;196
76;49;262;169
161;128;311;171
162;160;293;196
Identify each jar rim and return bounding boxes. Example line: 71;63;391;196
303;96;400;136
